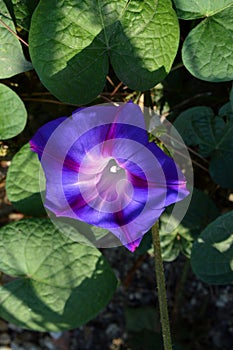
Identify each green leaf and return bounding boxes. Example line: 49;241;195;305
109;0;179;91
173;0;233;20
174;106;217;156
210;151;233;188
181;2;233;82
0;1;32;78
90;225;109;241
174;106;233;155
160;189;219;261
29;0;179;104
218;102;233;119
191;211;233;284
6;143;46;216
2;1;15;21
11;0;39;30
0;83;27;139
0;218;117;331
174;104;233;188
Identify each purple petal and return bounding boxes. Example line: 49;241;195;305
30;103;189;252
125;238;142;252
30;117;66;159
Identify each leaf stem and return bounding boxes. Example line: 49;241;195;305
152;221;172;350
0;19;29;47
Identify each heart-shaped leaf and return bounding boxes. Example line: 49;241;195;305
6;143;46;216
173;0;233;19
0;83;27;139
174;105;233;187
175;106;233;153
174;106;219;157
29;0;179;104
0;218;117;331
179;1;233;81
191;211;233;284
0;1;32;78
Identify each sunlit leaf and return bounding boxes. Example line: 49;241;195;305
173;0;233;19
0;219;117;331
0;1;32;78
29;0;179;104
6;143;46;216
0;83;27;139
179;1;233;81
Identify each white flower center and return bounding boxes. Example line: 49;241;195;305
110;165;121;173
78;148;133;212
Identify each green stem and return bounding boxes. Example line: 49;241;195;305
152;221;172;350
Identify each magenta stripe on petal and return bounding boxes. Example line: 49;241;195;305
30;102;189;252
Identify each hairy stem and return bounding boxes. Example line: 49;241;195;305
152;221;172;350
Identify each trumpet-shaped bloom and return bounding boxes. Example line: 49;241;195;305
30;103;189;252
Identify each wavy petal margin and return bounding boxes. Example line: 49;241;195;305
30;103;189;252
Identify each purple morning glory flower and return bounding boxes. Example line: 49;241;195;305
30;103;189;252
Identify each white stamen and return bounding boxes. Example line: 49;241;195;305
110;165;118;173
